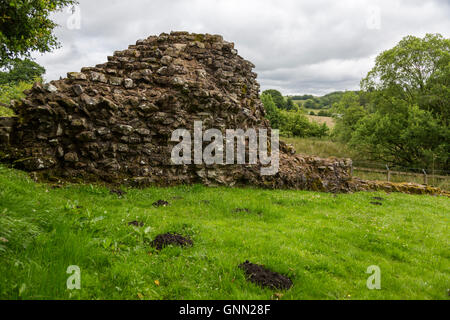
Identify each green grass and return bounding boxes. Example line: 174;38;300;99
0;165;449;300
0;79;38;117
0;105;14;117
282;136;358;159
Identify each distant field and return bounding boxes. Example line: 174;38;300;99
282;137;356;159
291;100;335;128
306;115;335;128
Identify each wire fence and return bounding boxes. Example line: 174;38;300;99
352;161;450;175
350;161;450;191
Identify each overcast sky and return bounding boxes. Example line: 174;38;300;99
32;0;450;96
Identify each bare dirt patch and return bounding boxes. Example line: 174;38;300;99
238;261;293;290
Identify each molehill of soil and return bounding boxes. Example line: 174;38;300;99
153;200;169;207
238;260;293;290
150;233;193;250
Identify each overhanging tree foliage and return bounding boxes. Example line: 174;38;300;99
0;0;78;66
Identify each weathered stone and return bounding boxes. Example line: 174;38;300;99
109;77;123;86
161;55;173;65
67;72;87;80
115;124;134;135
16;157;55;171
56;124;63;136
44;83;58;93
138;102;158;113
89;71;108;83
117;144;129;152
124;78;134;88
57;146;64;157
136;128;151;136
76;131;96;142
96;127;111;135
71;118;88;129
156;66;169;76
172;77;185;86
64;152;79;162
141;69;153;77
80;94;99;107
223;71;234;78
173;43;187;51
73;84;84;96
56;96;77;109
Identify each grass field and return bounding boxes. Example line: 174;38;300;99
306;115;335;128
0;165;448;300
282;137;358;159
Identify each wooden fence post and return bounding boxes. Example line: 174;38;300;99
432;154;436;186
386;165;391;182
422;169;428;185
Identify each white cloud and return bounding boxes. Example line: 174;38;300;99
32;0;450;95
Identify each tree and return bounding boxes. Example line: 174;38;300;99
332;92;367;142
350;100;447;168
361;33;449;124
353;34;449;169
0;0;78;66
304;98;319;109
0;59;45;85
285;97;297;111
317;110;331;117
261;93;282;129
262;89;286;110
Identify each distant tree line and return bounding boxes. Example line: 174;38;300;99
263;89;298;111
261;92;329;138
291;91;357;110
